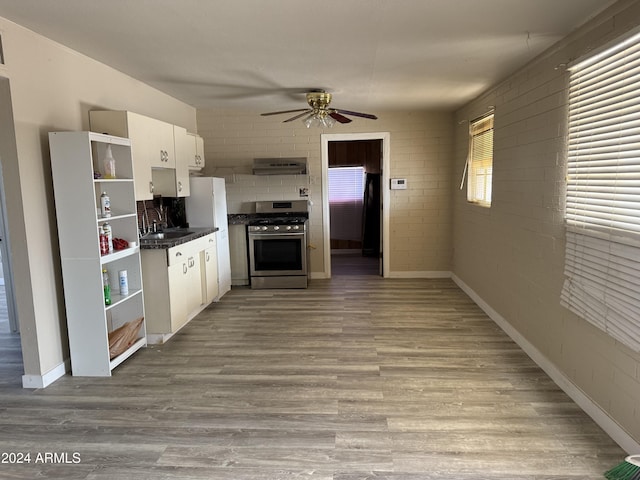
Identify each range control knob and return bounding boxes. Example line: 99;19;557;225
273;225;280;230
261;226;268;231
286;225;292;230
292;225;300;230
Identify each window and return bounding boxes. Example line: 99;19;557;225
328;166;365;204
467;114;494;206
328;166;365;243
561;30;640;352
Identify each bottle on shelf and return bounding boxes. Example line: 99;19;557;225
100;191;111;218
119;270;129;296
102;269;111;305
102;222;113;254
103;144;116;179
99;232;109;256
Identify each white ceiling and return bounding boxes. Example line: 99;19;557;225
0;0;615;114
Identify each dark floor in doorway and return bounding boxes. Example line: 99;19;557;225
331;252;379;275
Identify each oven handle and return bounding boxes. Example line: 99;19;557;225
248;232;306;238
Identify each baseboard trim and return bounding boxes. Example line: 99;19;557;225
386;270;452;279
311;271;452;279
451;273;640;454
22;359;69;389
310;272;329;280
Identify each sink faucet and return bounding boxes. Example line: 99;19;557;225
155;206;166;230
140;202;151;237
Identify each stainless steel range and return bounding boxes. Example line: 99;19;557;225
247;200;309;289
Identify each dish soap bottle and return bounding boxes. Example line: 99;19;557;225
102;268;111;305
103;144;116;179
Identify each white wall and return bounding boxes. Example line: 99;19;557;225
0;16;196;386
452;1;640;445
197;109;453;276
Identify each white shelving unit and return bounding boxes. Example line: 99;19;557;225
49;131;146;376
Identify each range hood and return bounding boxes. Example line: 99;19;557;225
253;157;307;175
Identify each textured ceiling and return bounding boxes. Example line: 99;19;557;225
0;0;615;113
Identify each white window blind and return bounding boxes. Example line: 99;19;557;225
328;167;365;242
561;31;640;352
468;114;494;206
328;167;365;204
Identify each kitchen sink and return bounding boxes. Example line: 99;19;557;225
142;230;195;241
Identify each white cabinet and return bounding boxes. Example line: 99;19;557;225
150;125;191;198
89;111;190;199
229;224;249;286
148;118;176;168
201;235;219;304
174;126;191;197
141;232;217;344
49;131;146;377
187;132;205;170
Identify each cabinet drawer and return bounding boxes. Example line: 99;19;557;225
167;243;196;266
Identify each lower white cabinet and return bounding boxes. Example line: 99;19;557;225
229;224;250;286
202;236;219;304
141;233;217;344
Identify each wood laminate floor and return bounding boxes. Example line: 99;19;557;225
0;277;627;479
331;253;379;276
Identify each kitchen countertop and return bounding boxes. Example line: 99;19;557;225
228;213;253;225
139;227;218;249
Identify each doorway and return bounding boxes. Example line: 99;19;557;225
0;76;22;385
321;132;391;278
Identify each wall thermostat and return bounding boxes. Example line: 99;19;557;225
390;178;407;190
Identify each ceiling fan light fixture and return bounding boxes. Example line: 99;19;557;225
261;90;376;126
303;110;335;129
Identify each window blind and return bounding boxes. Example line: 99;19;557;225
468;114;494;206
328;166;365;242
328;166;365;204
561;31;640;352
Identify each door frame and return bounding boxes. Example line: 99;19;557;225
0;77;18;333
321;132;390;278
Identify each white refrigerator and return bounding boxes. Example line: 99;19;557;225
185;177;232;298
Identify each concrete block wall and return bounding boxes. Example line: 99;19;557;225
196;109;453;276
452;0;640;446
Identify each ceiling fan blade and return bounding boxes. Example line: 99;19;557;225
334;109;378;120
329;112;352;124
261;108;310;117
283;110;312;122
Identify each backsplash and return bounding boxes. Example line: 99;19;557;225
203;171;312;213
136;197;187;233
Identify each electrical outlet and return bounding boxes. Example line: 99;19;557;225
299;187;309;197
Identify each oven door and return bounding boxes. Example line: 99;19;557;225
248;231;307;276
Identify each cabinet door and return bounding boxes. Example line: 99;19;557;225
148;117;176;168
186;133;198;169
195;135;205;169
187;133;205;169
203;245;219;304
173;126;190;197
185;254;203;315
168;261;188;332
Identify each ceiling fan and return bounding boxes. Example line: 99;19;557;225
261;90;378;128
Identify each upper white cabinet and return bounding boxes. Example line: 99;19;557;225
151;125;190;197
148;118;176;168
89;111;190;199
187;132;205;170
48;131;147;376
90;111;154;200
